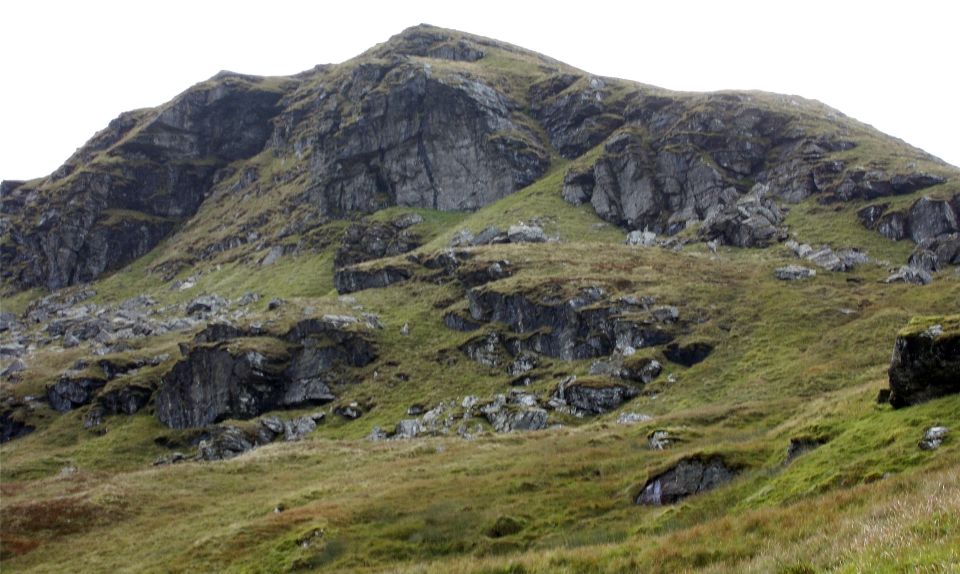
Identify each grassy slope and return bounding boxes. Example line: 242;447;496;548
2;156;959;572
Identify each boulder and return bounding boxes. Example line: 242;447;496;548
484;407;548;433
283;416;318;441
393;419;425;439
0;312;18;333
625;230;657;247
334;404;363;420
507;223;547;243
461;332;507;368
918;426;949;450
908;233;960;272
647;430;674;450
884;266;932;286
887;316;960;407
636;456;736;505
507;352;538;376
552;378;640;415
774;265;816;281
1;358;27;378
472;226;509;246
197;426;258;461
617;412;652;425
700;186;785;248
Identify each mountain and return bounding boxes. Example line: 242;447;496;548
1;25;958;573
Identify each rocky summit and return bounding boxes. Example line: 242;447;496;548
1;25;958;574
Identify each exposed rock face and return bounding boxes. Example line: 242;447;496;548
4;25;954;295
862;195;959;243
909;233;960;272
334;217;423;268
2;75;289;290
552;378;640;415
461;286;677;361
1;409;34;443
461;331;508;368
84;385;153;428
828;171;946;203
636;456;736;505
484;406;548;432
700;186;785;248
197;425;260;461
529;73;623;158
47;375;108;412
156;343;291;428
334;265;413;294
887;316;960;408
558;91;947;247
884;266;932;286
156;320;375;429
506;223;547;243
289;61;548;217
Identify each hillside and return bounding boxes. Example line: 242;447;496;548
1;25;958;573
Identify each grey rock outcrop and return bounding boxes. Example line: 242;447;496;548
334;217;423;268
506;223;547;243
700;186;785;248
334;265;413;294
887;317;960;407
884;266;932;286
2;75;289;290
197;426;259;461
863;195;959;243
909;233;960;272
83;385;153;428
462;287;676;361
156;344;291;428
156;320;375;428
484;406;548;433
625;230;657;247
47;375;108;412
552;378;640;415
283;415;318;441
529;73;623;158
636;456;736;505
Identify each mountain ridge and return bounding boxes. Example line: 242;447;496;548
1;25;958;574
3;24;957;294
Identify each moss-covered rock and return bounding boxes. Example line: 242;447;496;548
888;315;960;408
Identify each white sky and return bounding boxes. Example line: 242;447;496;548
1;0;957;181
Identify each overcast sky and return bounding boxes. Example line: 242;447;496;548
1;0;957;181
